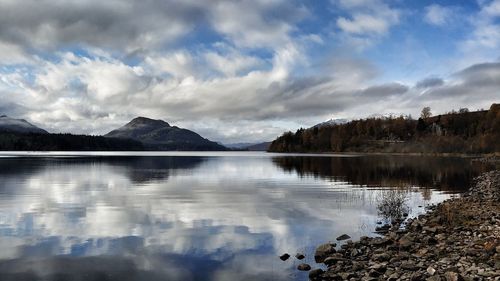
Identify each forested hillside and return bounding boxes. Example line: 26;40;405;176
0;132;144;151
269;104;500;154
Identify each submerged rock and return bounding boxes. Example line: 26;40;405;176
279;253;290;261
297;263;311;271
295;253;305;260
336;234;351;241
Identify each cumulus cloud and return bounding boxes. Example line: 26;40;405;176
459;0;500;65
0;0;206;53
333;0;400;46
424;4;457;26
0;0;498;143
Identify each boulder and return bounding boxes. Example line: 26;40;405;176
314;243;336;263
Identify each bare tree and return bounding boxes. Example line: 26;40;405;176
420;107;432;119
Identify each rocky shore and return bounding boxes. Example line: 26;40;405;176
304;170;500;281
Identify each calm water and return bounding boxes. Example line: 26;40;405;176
0;152;492;281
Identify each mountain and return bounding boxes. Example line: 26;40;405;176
224;142;271;151
246;142;271;151
224;142;257;149
312;118;349;128
0;115;48;134
105;117;227;151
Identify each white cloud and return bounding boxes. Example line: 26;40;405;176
206;0;307;49
204;45;265;77
458;0;500;65
145;51;196;79
484;0;500;16
424;4;456;26
333;0;400;48
337;14;392;35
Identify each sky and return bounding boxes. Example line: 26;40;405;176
0;0;499;144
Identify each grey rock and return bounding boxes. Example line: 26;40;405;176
314;243;336;263
297;263;311;271
308;268;324;279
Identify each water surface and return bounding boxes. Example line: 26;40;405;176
0;152;491;281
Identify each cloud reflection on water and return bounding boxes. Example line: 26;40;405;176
0;154;489;281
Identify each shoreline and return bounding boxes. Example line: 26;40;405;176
307;170;500;281
268;151;500;158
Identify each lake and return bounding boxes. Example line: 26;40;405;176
0;152;493;281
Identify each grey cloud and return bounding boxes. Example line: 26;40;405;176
0;101;27;117
418;62;499;109
0;0;206;52
358;83;409;97
0;0;306;54
454;62;500;86
415;77;444;89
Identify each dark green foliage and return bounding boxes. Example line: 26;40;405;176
269;104;500;154
0;132;144;151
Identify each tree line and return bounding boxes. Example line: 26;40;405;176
268;104;500;154
0;132;144;151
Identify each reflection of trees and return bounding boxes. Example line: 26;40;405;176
272;155;493;192
0;156;206;185
113;156;205;183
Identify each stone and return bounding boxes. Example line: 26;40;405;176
297;263;311;271
423;226;438;233
323;254;345;266
314;243;336;263
336;234;351;241
427;266;436;275
295;253;305;260
388;273;400;281
279;253;290;261
399;237;413;249
444;272;458;281
373;253;390;262
308;268;324;279
368;269;382;277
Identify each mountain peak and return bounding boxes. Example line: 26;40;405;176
312;118;349;128
105;117;226;151
129;117;170;127
0;116;48;134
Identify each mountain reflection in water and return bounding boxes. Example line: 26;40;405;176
0;153;493;281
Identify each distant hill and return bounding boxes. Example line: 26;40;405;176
225;142;257;149
0;115;48;134
269;104;500;154
225;142;271;151
245;142;271;151
105;117;226;151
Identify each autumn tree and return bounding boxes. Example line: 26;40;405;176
420;107;432;119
